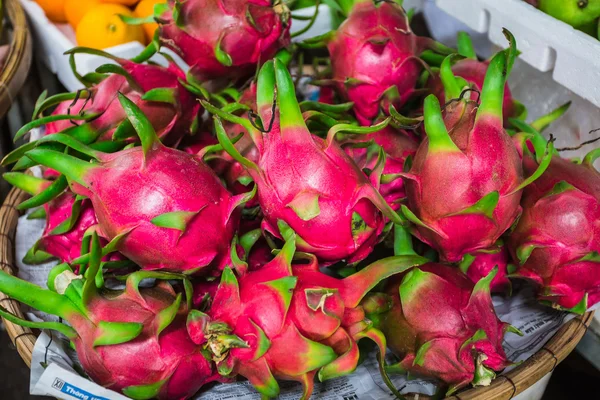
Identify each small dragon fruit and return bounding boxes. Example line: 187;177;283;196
507;148;600;312
401;38;551;263
205;59;403;264
365;263;518;394
19;49;199;148
428;32;522;124
459;243;512;293
305;0;449;125
0;234;220;399
342;125;419;210
197;230;428;398
153;0;291;82
22;95;252;274
2;173;125;266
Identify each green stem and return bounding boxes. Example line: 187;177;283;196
393;224;417;257
274;59;307;131
457;31;477;59
17;175;68;211
257;61;276;116
118;93;162;158
3;173;50;196
531;102;571;133
476;50;506;122
0;270;82;320
0;306;77;338
25;150;95;188
341;255;428;308
326;118;390;146
423;95;460;153
440;55;462;100
14;113;101;142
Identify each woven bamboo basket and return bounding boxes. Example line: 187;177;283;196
0;0;32;119
0;185;594;399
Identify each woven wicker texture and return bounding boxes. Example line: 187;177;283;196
0;0;32;119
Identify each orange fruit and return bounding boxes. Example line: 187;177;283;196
76;4;146;49
100;0;141;6
135;0;164;42
65;0;101;29
35;0;67;23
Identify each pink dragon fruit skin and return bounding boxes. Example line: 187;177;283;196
367;263;516;393
42;58;198;147
198;233;427;398
40;193;98;263
459;245;512;293
343;125;419;210
507;152;600;312
156;0;291;82
402;48;527;263
26;95;252;274
0;244;221;400
208;59;404;264
325;0;436;125
2;173;124;265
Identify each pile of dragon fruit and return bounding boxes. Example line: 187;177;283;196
0;0;598;399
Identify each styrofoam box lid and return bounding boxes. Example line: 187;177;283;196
435;0;600;108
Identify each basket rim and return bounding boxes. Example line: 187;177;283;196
0;186;594;399
0;0;32;118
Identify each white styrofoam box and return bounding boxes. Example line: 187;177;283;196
435;0;600;108
20;0;334;92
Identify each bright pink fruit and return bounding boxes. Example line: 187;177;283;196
402;48;530;262
343;125;419;210
367;263;516;393
2;173;124;266
459;244;512;293
156;0;291;82
0;250;220;400
507;150;600;312
26;95;252;274
209;60;403;264
325;0;439;125
199;233;427;398
42;57;198;147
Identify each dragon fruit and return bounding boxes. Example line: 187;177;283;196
2;173;125;266
365;263;517;394
197;230;428;398
205;59;403;264
400;40;550;263
459;243;512;293
22;95;252;274
307;0;448;125
19;49;199;148
0;234;220;399
428;32;521;124
154;0;291;82
342;125;419;210
507;148;600;312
